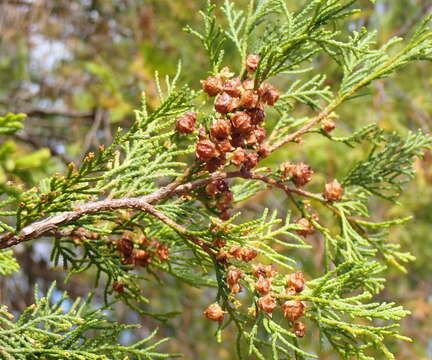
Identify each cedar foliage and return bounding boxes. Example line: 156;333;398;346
0;1;431;359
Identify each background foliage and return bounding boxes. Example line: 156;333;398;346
0;0;431;359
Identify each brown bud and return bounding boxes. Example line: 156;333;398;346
231;147;247;166
215;92;237;114
296;218;315;237
255;276;272;295
259;83;280;106
293;321;306;337
288;271;305;293
210;119;231;140
223;77;242;97
257;294;277;313
323;180;344;202
282;287;297;297
247;108;266;125
321;118;336;133
117;238;134;257
228;245;243;259
227;268;243;286
196;139;219;162
213;238;227;248
203;303;225;322
112;282;125;294
231;112;252;134
252;263;267;278
218;139;234;153
240;247;258;262
246;54;260;72
201;76;223;96
292;163;314;187
281;300;305;321
243;153;259;170
239;90;259;109
216;249;230;262
156;243;169;262
175;112;197;134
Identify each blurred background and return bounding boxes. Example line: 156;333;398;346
0;0;431;358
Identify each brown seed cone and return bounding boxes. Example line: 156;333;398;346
175;112;197;134
288;271;305;293
206;155;226;172
259;83;280;106
218;139;234;153
210;119;232;140
196;139;219;162
216;249;230;262
281;300;305;321
112;282;125;294
323;179;344;202
296;218;315;237
239;90;259;109
156;243;169;261
231;147;247;166
227;268;243;286
240;247;258;262
216;190;234;211
280;161;296;178
322;118;336;132
201;76;223;96
257;145;270;158
215;92;238;114
206;179;229;196
257;294;277;313
255;276;272;295
293;321;306;337
219;209;231;221
228;245;243;260
254;127;266;144
231;133;246;148
243;153;259;170
292;162;314;187
246;54;260;72
224;77;242;97
231;112;252;134
132;248;151;266
203;303;225;322
117;237;134;258
247;108;266;125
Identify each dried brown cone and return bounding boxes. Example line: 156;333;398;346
323;179;344;202
231;147;247;166
254;127;266;144
292;163;314;187
259;83;280;106
255;276;272;295
156;243;169;262
231;133;246;148
239;90;259;109
216;190;234;211
295;218;315;237
210;119;232;140
205;155;226;172
281;300;305;322
201;76;223;96
218;139;234;153
247;108;266;125
227;268;243;287
117;237;134;258
231;111;252;134
112;282;125;294
203;303;226;322
206;179;229;196
242;79;254;91
223;77;242;97
215;92;238;114
132;248;151;266
243;153;259;170
240;247;258;262
252;263;277;278
196;139;219;162
293;321;306;338
257;294;277;313
175;111;197;134
288;271;305;293
246;54;260;72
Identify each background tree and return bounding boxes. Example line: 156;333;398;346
0;0;431;359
